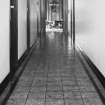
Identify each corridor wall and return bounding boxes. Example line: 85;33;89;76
0;0;44;84
18;0;27;59
75;0;105;77
30;0;40;47
39;0;45;36
63;0;68;34
68;0;71;35
0;0;10;83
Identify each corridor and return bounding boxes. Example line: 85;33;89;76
6;32;104;105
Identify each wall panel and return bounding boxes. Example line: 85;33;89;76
18;0;27;59
75;0;105;77
68;0;71;34
0;0;10;83
30;0;40;47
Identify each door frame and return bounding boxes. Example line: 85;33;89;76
63;0;68;35
71;0;75;48
73;0;75;48
10;0;18;76
27;0;30;50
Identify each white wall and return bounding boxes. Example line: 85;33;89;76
30;0;39;47
18;0;27;59
0;0;10;83
75;0;105;77
68;0;71;34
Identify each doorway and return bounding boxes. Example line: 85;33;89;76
46;0;64;32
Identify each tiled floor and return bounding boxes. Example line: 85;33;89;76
6;32;104;105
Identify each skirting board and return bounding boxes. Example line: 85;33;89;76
0;41;37;105
77;47;105;104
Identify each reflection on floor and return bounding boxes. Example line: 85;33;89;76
6;32;104;105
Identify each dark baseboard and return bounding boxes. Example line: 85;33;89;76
0;73;19;105
80;51;105;89
0;42;37;105
78;49;105;104
18;49;29;68
0;74;10;94
18;37;40;68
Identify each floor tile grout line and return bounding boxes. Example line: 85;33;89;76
44;57;50;105
72;57;87;105
59;59;66;105
24;61;43;105
60;73;66;105
24;76;37;105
